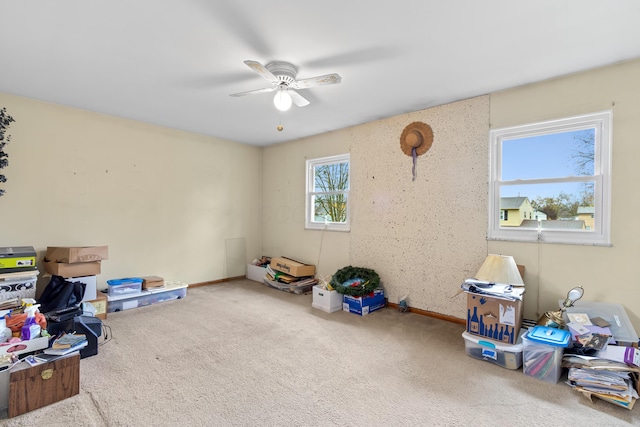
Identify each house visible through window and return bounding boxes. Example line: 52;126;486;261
488;111;612;245
305;154;350;231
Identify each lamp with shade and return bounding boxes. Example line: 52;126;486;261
474;254;524;286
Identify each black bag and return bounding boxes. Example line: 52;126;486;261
38;275;86;313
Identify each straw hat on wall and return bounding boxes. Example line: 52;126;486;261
400;121;433;156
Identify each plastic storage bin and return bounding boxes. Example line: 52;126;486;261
563;300;638;347
462;330;525;370
107;278;143;297
522;326;570;383
107;284;187;312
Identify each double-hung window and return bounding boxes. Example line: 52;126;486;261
305;154;350;232
488;111;612;245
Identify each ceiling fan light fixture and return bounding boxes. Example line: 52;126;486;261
273;87;292;111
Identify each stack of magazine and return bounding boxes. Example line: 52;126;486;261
44;332;88;356
564;354;639;409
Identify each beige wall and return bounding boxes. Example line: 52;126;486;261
489;58;640;329
261;130;351;280
0;93;263;293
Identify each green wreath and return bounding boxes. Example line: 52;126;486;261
330;266;380;296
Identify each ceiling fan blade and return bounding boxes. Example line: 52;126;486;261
244;60;280;85
289;89;310;107
229;86;276;97
292;73;341;89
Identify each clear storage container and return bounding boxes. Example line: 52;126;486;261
107;285;187;312
462;330;525;370
107;278;143;297
522;326;570;383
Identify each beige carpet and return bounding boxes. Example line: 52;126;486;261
3;279;639;426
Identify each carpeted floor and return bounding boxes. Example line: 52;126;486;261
2;279;639;426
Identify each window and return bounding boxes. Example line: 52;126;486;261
488;111;611;246
305;154;350;232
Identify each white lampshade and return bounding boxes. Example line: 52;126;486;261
273;88;292;111
474;254;524;285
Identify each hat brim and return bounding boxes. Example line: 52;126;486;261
400;121;434;157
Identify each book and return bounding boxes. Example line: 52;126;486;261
51;333;87;349
43;340;88;356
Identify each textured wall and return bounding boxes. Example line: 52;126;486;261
350;96;490;317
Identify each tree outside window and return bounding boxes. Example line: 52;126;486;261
489;111;611;245
306;154;350;231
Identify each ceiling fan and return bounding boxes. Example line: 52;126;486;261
229;60;341;111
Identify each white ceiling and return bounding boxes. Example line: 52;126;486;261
2;1;640;146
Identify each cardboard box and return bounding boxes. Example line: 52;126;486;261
43;259;101;278
9;352;80;417
45;246;108;263
466;293;523;345
343;288;385;316
86;293;107;320
312;285;343;313
270;257;315;278
0;246;37;273
246;264;267;282
141;276;164;289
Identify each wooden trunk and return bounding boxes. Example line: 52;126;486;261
8;353;80;417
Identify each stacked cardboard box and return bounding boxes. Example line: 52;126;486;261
43;246;108;307
141;276;164;290
43;246;108;278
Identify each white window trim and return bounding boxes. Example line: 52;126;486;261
488;111;612;246
305;153;350;232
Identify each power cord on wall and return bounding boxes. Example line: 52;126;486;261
536;230;542;320
315;224;327;277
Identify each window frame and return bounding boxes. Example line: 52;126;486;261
488;111;612;246
305;153;350;232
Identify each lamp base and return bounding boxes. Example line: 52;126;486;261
536;310;565;328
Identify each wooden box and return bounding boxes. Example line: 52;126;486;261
9;353;80;417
